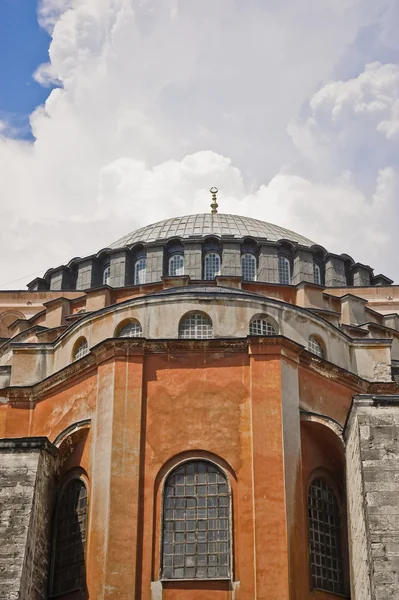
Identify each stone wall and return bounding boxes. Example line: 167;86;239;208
345;396;399;600
0;438;57;600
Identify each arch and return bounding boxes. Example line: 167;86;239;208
179;312;213;339
161;459;231;580
278;254;291;284
307;335;326;359
241;253;257;281
115;318;143;338
50;473;89;596
0;310;25;337
204;252;221;280
307;476;345;595
53;419;91;448
72;337;89;361
249;314;278;336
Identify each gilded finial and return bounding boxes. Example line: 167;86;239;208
210;187;218;214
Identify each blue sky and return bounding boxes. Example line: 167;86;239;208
0;0;53;137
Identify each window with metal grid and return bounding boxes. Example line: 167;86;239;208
169;254;184;276
134;258;147;285
308;478;344;595
307;335;325;359
278;255;291;284
204;252;221;280
241;253;257;281
51;479;88;596
103;264;111;285
249;318;276;336
162;461;231;580
73;339;89;361
179;313;213;339
313;263;321;285
117;320;142;338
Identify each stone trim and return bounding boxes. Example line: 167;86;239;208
0;436;58;456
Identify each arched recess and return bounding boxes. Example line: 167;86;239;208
0;310;25;338
299;418;350;598
151;450;237;584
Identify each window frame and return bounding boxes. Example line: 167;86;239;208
160;459;233;582
249;316;277;336
72;337;89;362
307;335;325;359
278;254;291;285
115;319;143;338
241;253;257;281
168;253;185;277
49;473;89;598
313;262;322;286
204;252;221;280
134;257;147;285
178;312;213;339
103;263;111;286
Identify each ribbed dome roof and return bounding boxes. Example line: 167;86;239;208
109;213;315;248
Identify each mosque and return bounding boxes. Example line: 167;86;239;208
1;189;399;600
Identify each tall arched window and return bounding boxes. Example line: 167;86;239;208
169;254;184;276
278;255;291;284
73;338;89;361
241;253;257;281
179;313;213;339
116;319;142;338
103;264;111;286
313;263;321;285
51;478;88;596
307;335;325;359
204;252;220;280
162;461;231;580
134;258;147;285
308;478;344;594
249;317;277;336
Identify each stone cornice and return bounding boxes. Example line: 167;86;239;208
0;436;58;456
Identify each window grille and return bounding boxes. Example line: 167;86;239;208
103;264;111;285
162;461;231;580
73;339;89;361
313;263;321;285
308;478;344;595
51;479;88;596
179;313;213;339
242;253;257;281
117;320;142;338
204;252;220;280
278;255;291;284
134;258;147;285
169;254;184;276
249;318;276;336
307;336;325;359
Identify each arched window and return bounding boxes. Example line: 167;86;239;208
162;460;231;580
204;252;220;280
73;338;89;361
116;319;142;338
307;335;325;359
313;263;321;285
278;255;291;285
169;254;184;276
308;478;344;594
249;317;277;336
179;313;213;339
241;253;257;281
134;258;147;285
103;264;111;286
51;478;88;596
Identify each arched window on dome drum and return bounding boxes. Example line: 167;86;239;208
249;317;276;336
179;313;213;339
134;258;147;285
169;254;184;276
278;255;291;285
51;479;88;596
73;338;89;362
116;320;142;338
307;335;325;359
241;253;257;281
313;262;321;286
162;461;231;580
308;478;344;595
204;252;220;280
103;264;111;286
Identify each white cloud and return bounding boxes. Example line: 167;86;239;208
0;0;398;288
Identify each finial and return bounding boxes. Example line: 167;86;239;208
210;186;218;214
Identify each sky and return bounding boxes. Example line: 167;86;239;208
0;0;398;289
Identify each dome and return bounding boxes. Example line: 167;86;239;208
109;213;315;248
